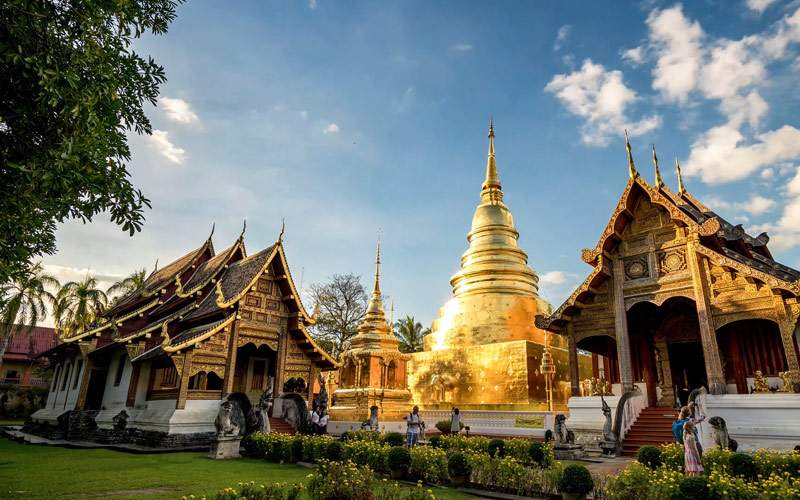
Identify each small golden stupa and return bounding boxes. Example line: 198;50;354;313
408;122;573;410
330;243;414;420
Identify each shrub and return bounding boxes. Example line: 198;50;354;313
428;435;442;448
290;436;303;463
637;445;662;470
438;435;489;453
559;464;594;496
342;440;389;473
603;462;654;499
488;438;505;458
447;452;472;479
325;441;343;461
527;442;552;467
435;420;451;433
730;452;757;481
383;432;405;447
340;431;353;442
677;476;713;500
388;446;412;470
307;460;374;500
410;446;449;484
341;429;383;442
659;442;684;472
504;438;533;462
703;447;734;474
206;481;304;500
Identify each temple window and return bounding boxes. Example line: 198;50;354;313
387;361;397;389
189;372;207;390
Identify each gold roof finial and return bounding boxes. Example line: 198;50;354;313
373;234;381;295
675;158;686;195
277;218;285;244
652;144;664;188
153;258;159;272
625;130;638;180
481;118;503;203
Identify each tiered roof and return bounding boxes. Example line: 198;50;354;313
537;141;800;332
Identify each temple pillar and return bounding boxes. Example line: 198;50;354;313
75;357;94;410
612;257;635;392
567;324;580;397
176;350;193;410
126;364;141;407
223;320;240;396
772;293;800;371
686;236;726;394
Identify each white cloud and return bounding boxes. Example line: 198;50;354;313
685;124;800;183
545;59;661;146
147;129;186;164
554;25;572;51
450;42;473;52
746;0;776;14
540;271;567;285
706;194;776;216
323;123;340;134
309;0;317;9
159;97;199;124
761;168;774;179
622;46;645;64
646;4;704;103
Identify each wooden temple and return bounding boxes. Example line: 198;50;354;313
537;140;800;408
30;224;337;446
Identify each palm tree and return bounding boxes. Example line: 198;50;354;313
393;315;430;353
0;263;59;369
107;268;147;304
54;276;108;337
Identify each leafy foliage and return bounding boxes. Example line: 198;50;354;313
388;446;412;471
447;452;471;478
637;445;662;470
731;452;757;481
677;476;714;500
0;0;184;283
307;274;367;358
393;315;430;353
559;463;594;496
527;442;550;468
307;460;374;500
106;269;147;304
383;432;405;447
54;276;108;336
0;263;58;360
487;438;505;458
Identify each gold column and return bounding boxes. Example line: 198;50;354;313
176;350;193;410
772;293;800;371
75;357;94;410
686;236;726;394
223;320;240;396
567;323;580;397
612;257;634;392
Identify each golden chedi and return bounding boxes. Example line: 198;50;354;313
330;243;413;421
408;122;572;410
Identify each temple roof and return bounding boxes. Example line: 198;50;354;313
2;326;57;362
538;141;800;332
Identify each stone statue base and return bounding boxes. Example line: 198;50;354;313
553;443;586;460
208;436;242;460
599;440;617;456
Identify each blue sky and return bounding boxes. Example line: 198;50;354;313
44;0;800;329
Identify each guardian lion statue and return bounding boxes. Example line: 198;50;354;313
554;414;575;445
708;416;738;451
215;400;240;437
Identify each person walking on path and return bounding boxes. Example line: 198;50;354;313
450;407;461;435
406;405;424;447
683;421;704;476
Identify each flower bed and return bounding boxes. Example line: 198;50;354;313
604;444;800;500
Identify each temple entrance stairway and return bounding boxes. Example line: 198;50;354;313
268;417;296;435
621;407;676;456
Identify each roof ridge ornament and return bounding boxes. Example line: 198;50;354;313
277;218;285;244
480;118;503;204
625;129;638;180
373;234;381;295
652;144;664;188
675;158;686;195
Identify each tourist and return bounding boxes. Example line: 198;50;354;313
683;421;704;476
311;407;321;434
450;407;461;435
318;409;329;435
406;405;424;447
672;406;705;445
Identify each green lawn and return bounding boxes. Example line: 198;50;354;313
0;438;469;499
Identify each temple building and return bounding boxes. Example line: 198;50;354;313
408;123;586;410
537;140;800;452
29;225;337;447
330;243;413;420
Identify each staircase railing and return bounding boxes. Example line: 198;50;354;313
613;386;646;454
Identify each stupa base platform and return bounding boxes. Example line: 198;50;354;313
329;388;414;422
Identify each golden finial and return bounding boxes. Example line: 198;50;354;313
675;158;686;195
481;118;503;203
209;222;215;239
153;258;159;272
652;145;664;188
277;218;285;244
373;235;381;295
625;130;638;180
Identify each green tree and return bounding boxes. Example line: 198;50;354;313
0;0;184;284
0;263;59;370
54;276;108;337
308;274;367;359
107;268;147;304
393;315;429;353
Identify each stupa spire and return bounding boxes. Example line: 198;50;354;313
652;145;664;188
481;119;503;204
625;130;638;180
373;238;381;296
676;158;686;194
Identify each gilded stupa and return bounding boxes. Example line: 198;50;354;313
408;122;573;410
330;242;413;421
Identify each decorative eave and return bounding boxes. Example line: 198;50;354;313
693;244;799;296
176;238;245;298
294;322;340;369
274;243;316;325
343;347;411;363
581;176;720;266
536;255;611;331
61;298;160;343
162;314;236;353
215;246;280;309
141;236;214;299
114;301;199;344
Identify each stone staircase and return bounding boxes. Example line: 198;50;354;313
268;417;296;435
621;407;676;456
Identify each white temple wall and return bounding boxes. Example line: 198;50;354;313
32;354;84;423
100;351;132;409
129;399;219;434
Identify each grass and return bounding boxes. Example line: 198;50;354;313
0;420;24;426
0;438;469;499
